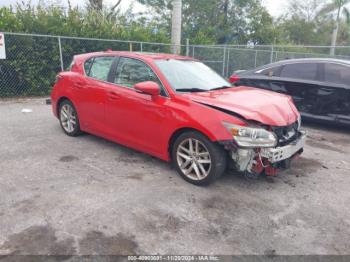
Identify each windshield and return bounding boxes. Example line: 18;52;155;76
154;59;231;92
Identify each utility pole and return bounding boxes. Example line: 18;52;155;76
171;0;182;55
330;6;341;56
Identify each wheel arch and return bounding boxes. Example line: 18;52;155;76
167;127;217;160
56;96;70;115
56;96;77;116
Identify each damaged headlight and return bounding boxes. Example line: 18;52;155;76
223;122;277;148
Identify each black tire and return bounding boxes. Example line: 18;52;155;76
58;100;82;137
171;131;227;186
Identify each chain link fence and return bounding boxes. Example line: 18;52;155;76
0;33;177;97
191;44;350;78
1;32;350;97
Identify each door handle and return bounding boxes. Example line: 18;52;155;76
108;91;121;100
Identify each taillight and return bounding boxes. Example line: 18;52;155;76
229;75;240;84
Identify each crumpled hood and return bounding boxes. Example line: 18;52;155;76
183;86;299;126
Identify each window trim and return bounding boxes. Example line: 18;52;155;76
255;60;350;81
279;62;320;81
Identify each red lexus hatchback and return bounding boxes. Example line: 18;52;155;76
51;51;306;185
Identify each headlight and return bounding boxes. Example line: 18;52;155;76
223;121;277;148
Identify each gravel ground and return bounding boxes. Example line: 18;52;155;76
0;98;349;256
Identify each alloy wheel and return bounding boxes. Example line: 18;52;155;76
60;104;77;133
176;138;212;181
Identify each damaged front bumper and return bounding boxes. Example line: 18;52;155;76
260;131;306;163
223;131;306;177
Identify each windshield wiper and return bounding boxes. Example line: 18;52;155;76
176;88;208;92
210;85;232;91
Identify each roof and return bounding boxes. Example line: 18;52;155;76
266;58;350;66
74;51;194;62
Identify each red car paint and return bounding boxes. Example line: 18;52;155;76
51;51;300;165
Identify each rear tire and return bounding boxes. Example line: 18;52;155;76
171;131;227;186
59;100;82;137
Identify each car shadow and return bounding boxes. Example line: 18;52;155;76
74;132;320;188
76;132;170;168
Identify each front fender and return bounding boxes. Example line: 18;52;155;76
171;97;247;142
161;96;248;161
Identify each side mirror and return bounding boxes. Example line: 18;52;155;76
133;81;160;96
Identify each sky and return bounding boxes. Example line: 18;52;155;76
0;0;287;17
262;0;287;17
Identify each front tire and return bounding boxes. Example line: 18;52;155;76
59;100;82;137
171;131;227;186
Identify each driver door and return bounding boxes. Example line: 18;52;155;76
105;57;170;156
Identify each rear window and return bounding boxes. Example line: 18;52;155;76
324;63;350;86
280;63;318;81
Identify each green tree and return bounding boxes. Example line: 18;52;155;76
137;0;275;45
275;0;337;46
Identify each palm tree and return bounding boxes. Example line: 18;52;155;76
320;0;350;55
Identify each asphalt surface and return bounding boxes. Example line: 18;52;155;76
0;98;350;255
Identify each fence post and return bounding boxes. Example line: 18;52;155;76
186;38;190;56
254;50;258;67
275;50;278;61
192;46;195;57
270;45;274;63
57;36;64;71
226;49;230;77
222;45;226;76
140;42;143;52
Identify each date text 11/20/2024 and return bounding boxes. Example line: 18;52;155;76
128;255;220;261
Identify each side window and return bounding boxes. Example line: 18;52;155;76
258;66;281;77
280;63;318;81
324;63;350;86
114;57;166;96
87;56;114;81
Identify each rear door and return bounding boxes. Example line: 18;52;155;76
77;56;115;133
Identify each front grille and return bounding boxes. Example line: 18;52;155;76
272;121;299;146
